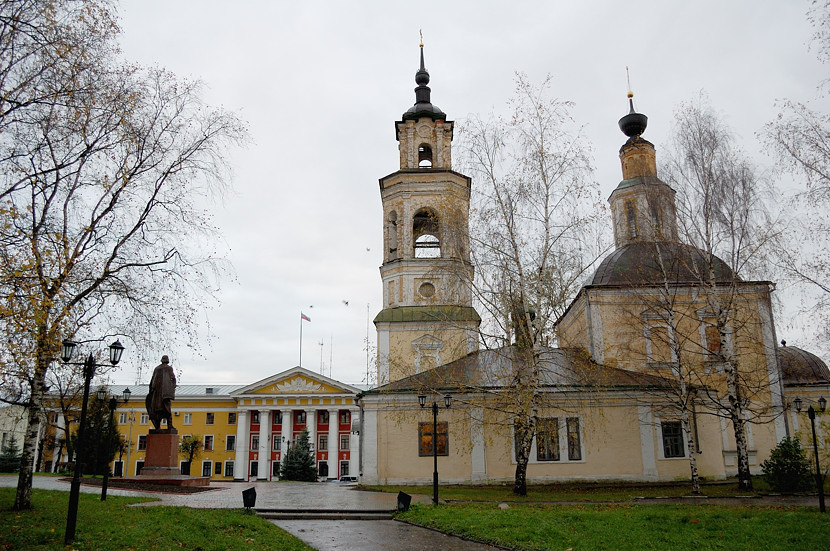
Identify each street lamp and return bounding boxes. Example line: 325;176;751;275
62;338;124;545
794;396;827;513
418;393;451;505
97;387;131;501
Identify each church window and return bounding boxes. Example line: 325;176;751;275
661;421;685;458
536;418;560;461
704;325;722;356
413;209;441;258
646;324;675;366
650;202;662;238
625;199;638;239
418;144;433;167
566;417;582;460
419;421;448;456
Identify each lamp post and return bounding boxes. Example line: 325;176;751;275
98;387;131;501
793;396;827;513
62;338;124;546
418;393;451;505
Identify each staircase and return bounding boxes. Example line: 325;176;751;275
256;508;395;520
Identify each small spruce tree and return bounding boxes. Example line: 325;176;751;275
0;437;22;473
279;429;317;481
761;437;813;492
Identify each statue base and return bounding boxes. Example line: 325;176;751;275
131;430;208;487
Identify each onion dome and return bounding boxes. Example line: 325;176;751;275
778;345;830;385
619;91;648;139
402;45;446;122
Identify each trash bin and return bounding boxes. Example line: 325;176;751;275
397;491;412;512
242;487;256;509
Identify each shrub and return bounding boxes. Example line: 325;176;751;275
761;437;813;492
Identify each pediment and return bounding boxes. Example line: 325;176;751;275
230;366;360;396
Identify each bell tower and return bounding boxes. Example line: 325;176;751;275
374;45;480;384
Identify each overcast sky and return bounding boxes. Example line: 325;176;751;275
104;0;826;389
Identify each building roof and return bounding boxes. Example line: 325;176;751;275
590;241;737;287
778;345;830;385
366;346;673;395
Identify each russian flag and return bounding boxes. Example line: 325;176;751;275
301;312;311;322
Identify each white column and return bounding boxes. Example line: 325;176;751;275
348;408;359;476
52;413;66;472
307;409;316;457
233;410;248;480
328;408;339;479
638;406;657;479
280;409;292;457
259;409;271;479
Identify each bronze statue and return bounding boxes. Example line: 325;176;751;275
145;355;176;431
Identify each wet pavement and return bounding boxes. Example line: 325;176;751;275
274;519;503;550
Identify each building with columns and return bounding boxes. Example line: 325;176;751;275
42;366;361;482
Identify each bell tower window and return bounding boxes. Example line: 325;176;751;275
413;209;440;258
418;144;433;167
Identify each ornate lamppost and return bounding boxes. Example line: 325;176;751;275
793;396;827;513
62;338;124;545
97;387;131;500
418;393;451;505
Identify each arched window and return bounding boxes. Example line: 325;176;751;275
413;209;440;258
418;144;433;167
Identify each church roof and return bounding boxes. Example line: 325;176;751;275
778;345;830;385
369;346;673;394
401;45;445;122
590;241;737;287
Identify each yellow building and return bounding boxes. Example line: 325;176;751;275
358;50;828;486
45;366;362;481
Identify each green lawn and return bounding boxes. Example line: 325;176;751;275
0;488;314;551
398;502;829;551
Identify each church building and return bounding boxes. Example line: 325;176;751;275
357;48;829;486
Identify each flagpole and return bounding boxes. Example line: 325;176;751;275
299;314;303;367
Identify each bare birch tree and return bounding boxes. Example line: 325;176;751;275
663;96;779;491
456;74;606;495
0;0;248;509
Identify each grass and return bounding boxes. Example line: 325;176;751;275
398;502;829;551
362;479;811;502
0;488;314;551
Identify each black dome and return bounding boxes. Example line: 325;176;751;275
778;346;830;385
591;241;737;287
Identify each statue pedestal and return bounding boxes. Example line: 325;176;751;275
131;428;209;487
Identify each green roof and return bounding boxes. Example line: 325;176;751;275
373;305;481;324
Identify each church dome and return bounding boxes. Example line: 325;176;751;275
590;241;737;287
778;345;830;385
402;45;445;122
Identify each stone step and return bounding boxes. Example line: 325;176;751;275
256;509;395;521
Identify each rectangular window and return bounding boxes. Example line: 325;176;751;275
204;435;214;451
226;435;236;451
140;413;149;425
202;461;212;477
536;418;560;461
214;462;222;475
272;411;281;424
228;412;237;425
648;326;672;364
206;412;215;425
340;411;350;425
136;461;144;476
661;421;685;458
118;412;127;424
183;413;192;425
318;411;329;425
296;411;306;424
340;461;349;477
251;435;259;450
319;434;328;451
340;433;350;451
273;435;281;451
250;461;259;478
705;325;722;356
251;411;260;425
566;417;582;461
224;461;234;477
418;422;447;456
138;435;147;451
